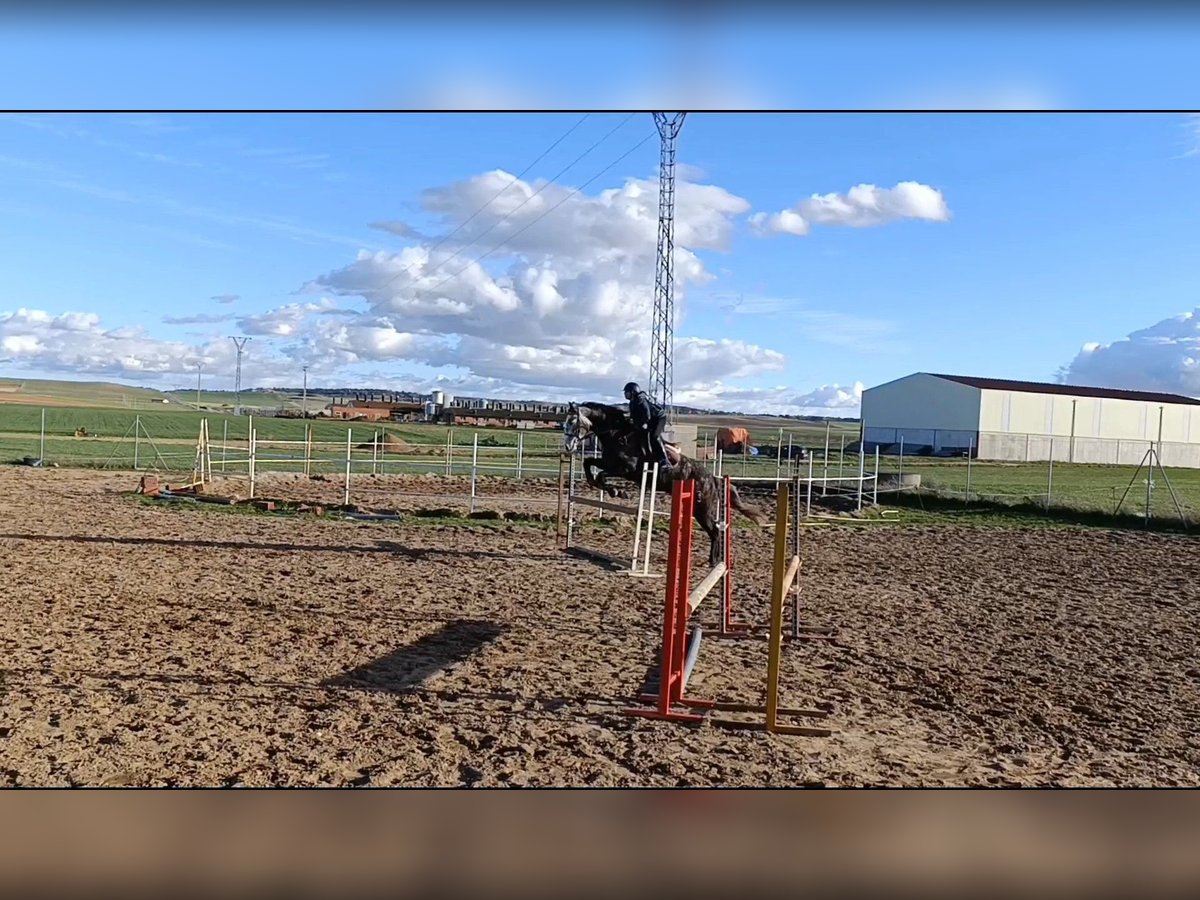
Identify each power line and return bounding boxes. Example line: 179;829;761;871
376;113;635;297
425;114;591;257
370;114;592;298
421;129;657;297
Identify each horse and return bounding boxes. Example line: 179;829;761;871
562;402;766;566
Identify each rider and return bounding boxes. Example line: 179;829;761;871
623;381;671;470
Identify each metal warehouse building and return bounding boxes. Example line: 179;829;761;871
861;372;1200;467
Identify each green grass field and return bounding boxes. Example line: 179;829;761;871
4;391;1197;526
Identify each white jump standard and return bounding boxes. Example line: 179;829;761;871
557;454;666;578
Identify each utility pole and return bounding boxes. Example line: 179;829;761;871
302;365;309;418
648;112;686;426
229;336;250;416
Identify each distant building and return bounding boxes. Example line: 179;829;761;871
323;393;569;428
861;372;1200;466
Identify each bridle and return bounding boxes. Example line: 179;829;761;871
562;404;591;454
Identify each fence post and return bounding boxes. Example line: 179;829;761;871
838;434;845;488
470;432;479;513
873;446;880;505
344;427;352;506
222;419;228;472
820;422;830;494
372;430;380;476
1046;438;1054;510
898;437;904;484
1145;441;1154;526
516;431;524;479
856;441;865;511
446;429;453;476
40;408;46;463
966;436;974;500
806;450;813;517
133;414;141;470
776;427;783;480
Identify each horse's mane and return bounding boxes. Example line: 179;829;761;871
579;401;627;416
576;401;631;433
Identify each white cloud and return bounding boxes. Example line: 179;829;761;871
1181;113;1200;158
1059;308;1200;398
163;313;235;325
369;220;424;239
236;299;340;337
0;306;317;385
750;181;950;237
676;381;864;416
308;168;764;393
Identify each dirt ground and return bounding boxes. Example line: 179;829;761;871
1;466;1198;787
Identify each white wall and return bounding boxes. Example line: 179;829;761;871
866;374;1200;465
979;389;1199;442
861;373;981;450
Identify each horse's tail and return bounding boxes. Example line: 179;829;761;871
727;482;767;526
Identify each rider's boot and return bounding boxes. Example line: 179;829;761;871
656;441;671;470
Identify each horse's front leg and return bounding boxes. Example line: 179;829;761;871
583;459;623;498
582;459;612;495
582;459;601;489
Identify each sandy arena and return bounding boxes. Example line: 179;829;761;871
1;466;1198;786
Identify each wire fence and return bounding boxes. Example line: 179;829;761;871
9;407;1195;527
872;438;1197;527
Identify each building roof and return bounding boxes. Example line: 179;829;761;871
926;373;1200;406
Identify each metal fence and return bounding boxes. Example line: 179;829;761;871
872;435;1195;526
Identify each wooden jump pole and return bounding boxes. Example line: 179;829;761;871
470;432;478;514
303;422;312;477
707;483;833;737
343;427;352;506
556;454;568;549
624;478;714;724
630;463;651;572
202;418;212;485
765;485;799;732
638;462;661;576
248;425;257;500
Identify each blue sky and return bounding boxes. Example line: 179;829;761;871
3;13;1200;414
